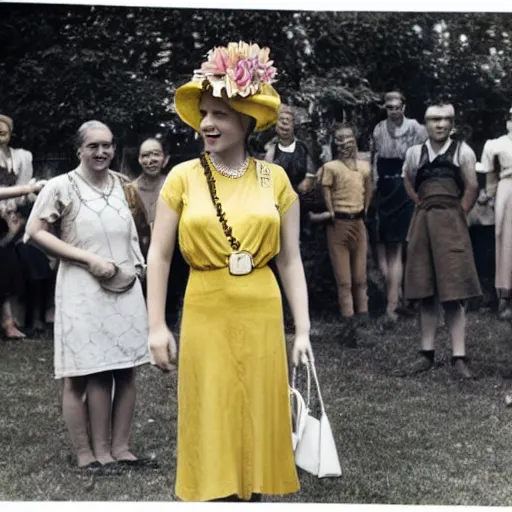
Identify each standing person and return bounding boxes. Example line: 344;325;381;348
26;120;150;470
480;107;512;319
371;92;428;321
1;181;47;327
124;137;189;326
0;114;35;339
402;103;481;379
147;41;312;502
264;105;317;238
264;105;316;191
124;137;169;260
321;123;372;337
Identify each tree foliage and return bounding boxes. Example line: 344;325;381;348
1;5;512;160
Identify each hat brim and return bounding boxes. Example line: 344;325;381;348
174;81;280;133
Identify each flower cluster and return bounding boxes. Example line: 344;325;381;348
192;41;277;99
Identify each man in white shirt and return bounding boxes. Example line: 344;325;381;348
401;103;481;379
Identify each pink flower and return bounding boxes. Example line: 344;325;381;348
192;42;278;99
229;58;254;89
201;47;233;75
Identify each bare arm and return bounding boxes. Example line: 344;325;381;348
146;197;179;330
485;172;499;198
319;165;335;217
25;216;91;265
403;169;420;204
363;169;373;213
322;186;334;217
275;200;311;364
460;148;479;214
0;183;38;200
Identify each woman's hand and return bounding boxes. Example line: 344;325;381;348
30;180;48;194
86;253;117;280
298;176;315;194
148;324;177;372
292;332;313;367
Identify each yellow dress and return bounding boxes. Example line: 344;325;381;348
160;157;300;502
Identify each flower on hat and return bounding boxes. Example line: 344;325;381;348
192;41;277;99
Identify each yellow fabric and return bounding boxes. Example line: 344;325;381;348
321;159;372;214
160;158;297;270
174;81;280;132
160;157;300;502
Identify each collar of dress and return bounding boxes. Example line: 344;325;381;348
278;139;297;153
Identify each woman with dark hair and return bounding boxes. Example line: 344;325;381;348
26;120;150;471
147;42;312;502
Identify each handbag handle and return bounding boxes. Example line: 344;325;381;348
309;358;326;416
291;360;311;409
292;357;326;415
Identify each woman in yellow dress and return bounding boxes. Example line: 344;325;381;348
146;42;312;502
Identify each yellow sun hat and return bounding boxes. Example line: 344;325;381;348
174;41;281;133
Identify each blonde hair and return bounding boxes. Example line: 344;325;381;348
0;115;14;134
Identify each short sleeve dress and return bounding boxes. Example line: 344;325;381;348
27;168;150;378
160;157;300;502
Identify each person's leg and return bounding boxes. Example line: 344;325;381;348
86;371;116;465
443;300;472;378
62;376;96;467
327;223;354;318
376;242;389;282
2;299;26;338
385;243;404;319
420;296;439;352
351;221;368;316
111;367;137;461
404;296;439;375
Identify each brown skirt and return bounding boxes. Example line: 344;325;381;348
404;200;481;302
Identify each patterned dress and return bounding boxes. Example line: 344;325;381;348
160;157;300;502
27;167;150;378
372;117;428;242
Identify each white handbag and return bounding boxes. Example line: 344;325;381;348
289;359;342;478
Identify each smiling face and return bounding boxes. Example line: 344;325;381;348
78;126;115;173
198;93;252;156
138;139;168;177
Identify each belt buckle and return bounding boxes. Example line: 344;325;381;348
228;251;254;276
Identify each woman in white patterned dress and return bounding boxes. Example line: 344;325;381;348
26;121;150;471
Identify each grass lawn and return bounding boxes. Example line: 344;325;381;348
2;309;512;504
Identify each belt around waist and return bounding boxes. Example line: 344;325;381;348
379;174;403;180
334;210;365;220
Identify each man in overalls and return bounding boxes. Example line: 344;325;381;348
402;103;481;379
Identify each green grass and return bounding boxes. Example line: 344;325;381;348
2;309;512;504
